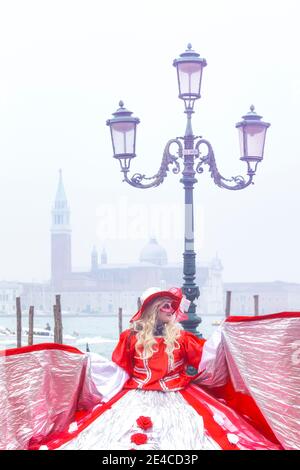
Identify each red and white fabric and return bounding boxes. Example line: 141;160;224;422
0;343;102;450
1;312;299;450
111;329;205;392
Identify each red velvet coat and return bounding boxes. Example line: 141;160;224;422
112;329;205;391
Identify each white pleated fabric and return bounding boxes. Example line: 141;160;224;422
222;316;300;450
59;390;220;450
88;352;129;402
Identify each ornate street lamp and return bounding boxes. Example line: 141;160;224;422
106;44;270;336
236;105;270;175
106;101;140;172
173;43;207;110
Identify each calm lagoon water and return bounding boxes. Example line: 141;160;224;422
0;314;223;358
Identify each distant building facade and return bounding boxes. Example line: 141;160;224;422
0;281;23;314
224;281;300;315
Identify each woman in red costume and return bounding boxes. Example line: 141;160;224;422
59;286;283;450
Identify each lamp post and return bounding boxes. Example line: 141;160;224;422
106;44;270;336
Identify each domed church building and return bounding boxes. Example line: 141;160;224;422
19;172;224;317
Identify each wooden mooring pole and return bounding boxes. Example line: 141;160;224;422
54;295;63;344
254;294;259;316
28;306;34;346
16;297;22;348
225;291;232;318
118;307;123;335
53;304;58;343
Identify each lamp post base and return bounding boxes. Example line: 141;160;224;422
180;312;202;338
180;284;202;337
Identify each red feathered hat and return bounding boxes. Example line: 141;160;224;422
130;286;190;323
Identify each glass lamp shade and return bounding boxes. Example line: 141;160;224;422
107;101;140;166
110;121;136;156
173;44;207;102
236;106;270;172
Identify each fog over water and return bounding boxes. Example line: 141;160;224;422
0;0;299;283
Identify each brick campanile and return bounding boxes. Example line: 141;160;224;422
51;169;72;289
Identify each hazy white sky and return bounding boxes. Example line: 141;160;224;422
0;0;300;283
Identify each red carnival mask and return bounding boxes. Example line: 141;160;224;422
159;302;176;314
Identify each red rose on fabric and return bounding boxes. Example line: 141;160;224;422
136;416;153;430
130;433;148;445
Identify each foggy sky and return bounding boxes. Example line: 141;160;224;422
0;0;299;283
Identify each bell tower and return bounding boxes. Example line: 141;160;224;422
51;169;72;289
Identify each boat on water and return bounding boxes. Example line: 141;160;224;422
0;326;78;345
0;326;117;349
211;319;222;326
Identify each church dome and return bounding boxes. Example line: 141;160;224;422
139;238;168;266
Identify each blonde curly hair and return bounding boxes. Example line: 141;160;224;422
131;296;182;370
